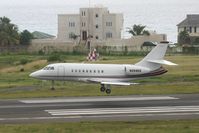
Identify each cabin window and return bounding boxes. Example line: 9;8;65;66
98;70;100;73
43;67;54;70
101;70;104;73
82;70;85;73
94;70;96;73
75;70;77;72
130;69;141;72
79;70;81;72
71;70;73;72
90;70;92;73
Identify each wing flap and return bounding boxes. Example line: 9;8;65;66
87;79;138;86
101;82;131;86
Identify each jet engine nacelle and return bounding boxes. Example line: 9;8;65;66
124;65;150;75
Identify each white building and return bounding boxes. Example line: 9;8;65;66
177;14;199;36
57;6;123;41
177;14;199;44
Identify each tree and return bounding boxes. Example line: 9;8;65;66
0;16;19;46
127;24;150;36
178;30;190;45
20;30;33;45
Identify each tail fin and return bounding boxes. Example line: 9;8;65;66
135;42;177;70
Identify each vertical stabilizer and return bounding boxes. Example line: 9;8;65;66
135;42;170;70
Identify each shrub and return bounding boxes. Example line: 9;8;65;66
20;58;29;65
47;54;62;62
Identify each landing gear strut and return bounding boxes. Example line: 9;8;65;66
100;84;111;94
51;80;55;90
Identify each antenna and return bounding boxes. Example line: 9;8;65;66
89;0;91;7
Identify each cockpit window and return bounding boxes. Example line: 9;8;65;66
43;66;54;70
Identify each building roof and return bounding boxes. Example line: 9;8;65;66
32;31;55;39
177;14;199;27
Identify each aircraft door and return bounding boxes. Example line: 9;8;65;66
58;66;65;80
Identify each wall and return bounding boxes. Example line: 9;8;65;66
29;34;166;53
57;14;80;41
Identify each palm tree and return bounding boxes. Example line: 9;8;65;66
178;30;190;45
127;24;150;36
0;16;19;46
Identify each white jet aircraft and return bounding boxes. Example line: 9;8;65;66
30;42;177;94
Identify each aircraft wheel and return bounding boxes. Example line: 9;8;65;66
106;89;111;94
100;87;106;92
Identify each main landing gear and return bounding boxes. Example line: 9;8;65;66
100;84;111;94
51;80;55;90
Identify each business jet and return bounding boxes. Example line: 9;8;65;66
30;41;177;94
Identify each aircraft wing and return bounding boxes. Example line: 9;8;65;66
87;79;139;86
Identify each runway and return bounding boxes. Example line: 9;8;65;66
1;94;199;123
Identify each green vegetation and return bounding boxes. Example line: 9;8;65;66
20;30;33;45
0;17;19;46
0;54;199;99
0;120;199;133
127;24;150;36
47;53;63;62
178;30;190;45
0;16;33;46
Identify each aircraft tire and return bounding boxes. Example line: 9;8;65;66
100;87;106;92
106;89;111;94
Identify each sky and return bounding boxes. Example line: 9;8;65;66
0;0;198;42
0;0;125;6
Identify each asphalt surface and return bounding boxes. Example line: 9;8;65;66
1;94;199;123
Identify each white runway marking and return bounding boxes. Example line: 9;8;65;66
45;106;199;116
1;113;199;122
20;96;178;104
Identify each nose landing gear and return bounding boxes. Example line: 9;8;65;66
51;80;55;90
100;84;111;94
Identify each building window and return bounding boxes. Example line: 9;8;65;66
96;14;99;18
82;22;86;27
82;11;86;16
96;25;99;29
184;27;186;31
69;32;75;39
106;32;112;38
69;22;75;27
190;27;192;33
106;22;112;27
194;27;197;33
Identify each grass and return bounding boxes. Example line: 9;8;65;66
0;54;199;99
0;120;199;133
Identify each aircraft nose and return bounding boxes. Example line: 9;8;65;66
29;71;40;78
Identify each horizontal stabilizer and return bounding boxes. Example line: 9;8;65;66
147;60;178;66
